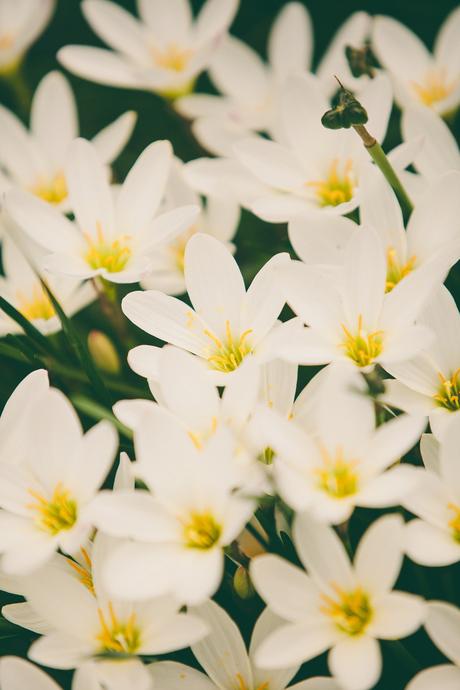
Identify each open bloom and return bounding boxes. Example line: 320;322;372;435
0;0;55;74
176;2;313;155
0;656;101;690
403;422;460;566
0;386;117;574
372;9;460;114
0;71;136;213
254;363;424;524
0;235;95;336
407;601;460;690
276;227;446;372
383;287;460;439
251;513;425;690
122;233;290;384
58;0;238;99
232;72;392;222
5;138;199;284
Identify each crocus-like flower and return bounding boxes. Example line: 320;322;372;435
276;227;447;372
58;0;239;99
372;9;460;114
232;72;392;222
0;386;117;574
383;286;460;439
254;363;424;524
176;2;313;155
251;513;425;690
407;601;460;689
0;656;101;690
403;424;460;566
0;0;55;74
0;71;136;212
5;138;199;284
122;233;290;384
0;235;95;336
402;104;460;179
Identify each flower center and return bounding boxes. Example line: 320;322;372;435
96;602;142;655
434;370;460;411
315;447;359;498
151;42;193;72
236;674;269;690
321;585;373;636
306;159;355;207
31;172;68;205
66;547;94;595
258;446;276;465
448;503;460;543
84;224;132;273
411;69;456;107
204;320;253;373
183;512;222;549
16;285;55;321
340;315;384;368
27;483;78;535
385;247;416;292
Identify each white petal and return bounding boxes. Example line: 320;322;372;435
255;621;336;669
368;591;425;639
288;215;356;266
92;110;137;165
407;666;460;690
82;0;149;63
268;2;313;77
28;633;93;670
405;519;460;566
426;600;460;665
234;138;305;190
0;656;61;690
242;252;290;343
354;514;403;596
58;46;143;89
328;636;381;690
209;35;269;104
148;661;216;690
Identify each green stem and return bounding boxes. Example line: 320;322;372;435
3;64;31;115
43;358;146;397
71;394;132;440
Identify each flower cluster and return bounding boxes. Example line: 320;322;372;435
0;2;460;690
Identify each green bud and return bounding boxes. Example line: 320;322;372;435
345;44;378;79
88;330;121;374
233;565;254;599
321;83;368;130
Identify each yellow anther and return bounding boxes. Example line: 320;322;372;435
385;247;416;292
306;159;355;207
235;674;269;690
16;285;55;321
27;483;77;535
315;447;359;498
320;584;372;636
204;320;253;373
83;222;132;273
448;503;460;543
340;315;384;368
96;602;141;654
31;172;68;205
434;370;460;411
183;512;222;549
151;42;193;72
412;69;456;107
66;547;95;595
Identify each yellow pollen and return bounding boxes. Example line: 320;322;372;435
66;547;95;595
31;172;68;205
385;247;416;292
96;602;141;655
84;223;132;273
204;320;253;373
412;69;456;107
306;159;355;207
448;503;460;543
320;584;373;636
183;512;222;549
151;42;193;72
434;370;460;411
315;447;359;498
235;673;269;690
188;416;218;450
26;483;78;535
340;315;384;368
16;285;55;321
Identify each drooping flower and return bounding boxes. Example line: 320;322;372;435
0;0;55;74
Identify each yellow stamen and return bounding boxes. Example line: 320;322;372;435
385;247;416;292
320;584;372;636
183;512;222;549
84;222;132;273
188;416;218;450
315;447;359;498
235;674;270;690
411;69;456;107
66;547;95;594
203;320;253;373
340;315;384;368
31;172;68;205
151;42;193;72
448;503;460;543
16;285;55;321
27;483;77;535
434;370;460;411
96;602;141;654
306;159;355;207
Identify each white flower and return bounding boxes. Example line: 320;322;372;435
402;104;460;179
88;424;255;605
406;601;460;689
372;9;460;114
176;2;313;155
233;73;393;222
403;423;460;566
276;227;446;372
122;233;290;385
383;286;460;439
5;138;200;284
251;513;425;690
0;71;136;212
0;235;95;336
0;0;55;74
58;0;239;99
140;158;239;295
0;656;102;690
0;386;117;574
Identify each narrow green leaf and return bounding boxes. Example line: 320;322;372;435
71;394;132;440
0;296;56;356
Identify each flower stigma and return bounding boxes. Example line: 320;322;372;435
96;602;142;655
183;512;222;549
306;159;355;207
315;447;359;498
434;370;460;411
204;320;253;372
340;315;384;367
321;584;373;635
84;223;132;273
27;482;78;535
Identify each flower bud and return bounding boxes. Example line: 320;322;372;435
233;566;254;599
321;84;368;130
87;330;121;374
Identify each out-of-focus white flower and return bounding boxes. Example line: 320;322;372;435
383;287;460;439
276;227;446;372
402;105;460;179
176;2;312;155
403;424;460;566
251;513;425;690
233;73;393;222
0;235;95;336
0;0;55;74
58;0;239;99
122;233;290;385
0;387;117;574
0;71;136;213
372;9;460;114
406;601;460;690
5;138;199;284
141;159;239;295
0;656;103;690
88;425;255;605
